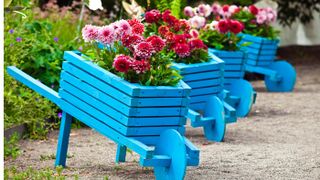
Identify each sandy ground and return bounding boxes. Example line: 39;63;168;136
5;64;320;179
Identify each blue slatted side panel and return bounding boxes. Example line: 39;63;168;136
64;51;190;98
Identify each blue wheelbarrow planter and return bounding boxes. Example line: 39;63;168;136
240;34;296;92
7;51;200;180
208;49;256;117
171;55;241;142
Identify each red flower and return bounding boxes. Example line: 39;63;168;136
229;20;243;34
222;5;229;12
131;60;150;74
113;55;132;73
174;34;187;44
162;10;179;26
188;39;207;50
179;19;191;33
134;42;154;59
128;19;144;35
158;25;170;36
146;35;166;52
121;34;144;50
145;9;161;23
249;5;259;15
173;43;191;58
165;32;175;43
217;20;229;33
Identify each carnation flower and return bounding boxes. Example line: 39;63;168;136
219;5;231;18
174;34;188;44
121;34;144;50
256;12;267;24
179;19;191;33
115;20;132;38
265;8;277;23
145;9;162;23
217;20;229;33
158;25;170;37
113;55;132;73
209;20;218;30
229;5;240;14
229;20;243;34
212;3;221;15
189;16;206;29
190;29;199;38
165;32;175;43
98;25;115;44
128;19;144;35
82;24;99;42
131;60;150;74
173;43;191;58
188;39;207;50
134;42;154;59
196;4;212;17
162;10;179;26
249;5;259;15
146;35;165;52
184;6;195;17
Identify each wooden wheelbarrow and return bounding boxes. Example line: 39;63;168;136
7;51;200;180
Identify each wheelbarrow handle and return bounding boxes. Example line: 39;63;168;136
6;66;61;106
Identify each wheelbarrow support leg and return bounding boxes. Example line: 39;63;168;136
55;111;72;167
116;144;127;163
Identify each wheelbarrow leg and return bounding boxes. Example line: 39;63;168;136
116;144;127;163
55;111;72;167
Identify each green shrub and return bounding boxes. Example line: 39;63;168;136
4;133;21;160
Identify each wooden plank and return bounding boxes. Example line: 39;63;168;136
171;60;223;74
209;49;244;58
61;71;188;108
190;85;222;96
247;54;275;61
7;66;61;106
58;99;154;158
189;102;206;111
64;51;190;98
189;93;220;104
224;64;243;71
246;59;272;66
182;71;222;82
187;78;222;89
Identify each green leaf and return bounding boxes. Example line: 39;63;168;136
4;0;12;7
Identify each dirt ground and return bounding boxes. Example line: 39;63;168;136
5;64;320;179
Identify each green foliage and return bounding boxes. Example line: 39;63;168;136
232;10;280;40
200;30;242;51
156;0;171;12
155;0;186;18
4;133;21;160
170;0;181;18
4;166;79;179
169;48;210;64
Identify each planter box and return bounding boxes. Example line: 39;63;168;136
209;49;246;88
239;34;279;67
171;56;224;111
60;51;191;145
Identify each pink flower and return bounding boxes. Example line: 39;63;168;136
115;20;132;38
256;12;267;24
134;42;154;59
196;4;212;17
209;20;218;30
190;29;199;38
212;3;221;15
146;35;165;52
266;8;277;23
145;9;162;23
98;25;115;44
158;25;170;37
131;60;150;74
82;25;99;42
113;55;132;73
219;5;231;18
173;43;190;58
229;5;240;14
184;6;195;17
216;20;229;33
128;19;144;35
229;20;243;34
189;16;206;29
179;19;191;33
188;39;207;50
173;34;188;44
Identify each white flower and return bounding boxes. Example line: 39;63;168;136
88;0;103;11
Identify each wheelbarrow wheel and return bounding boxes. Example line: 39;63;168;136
228;79;255;117
154;129;187;180
265;61;296;92
203;96;226;142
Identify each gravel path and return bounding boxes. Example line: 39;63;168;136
5;64;320;179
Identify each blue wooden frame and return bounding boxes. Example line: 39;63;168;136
6;51;200;179
239;34;296;92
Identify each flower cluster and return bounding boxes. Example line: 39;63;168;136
82;19;164;76
212;19;244;34
245;5;277;24
144;9;208;63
